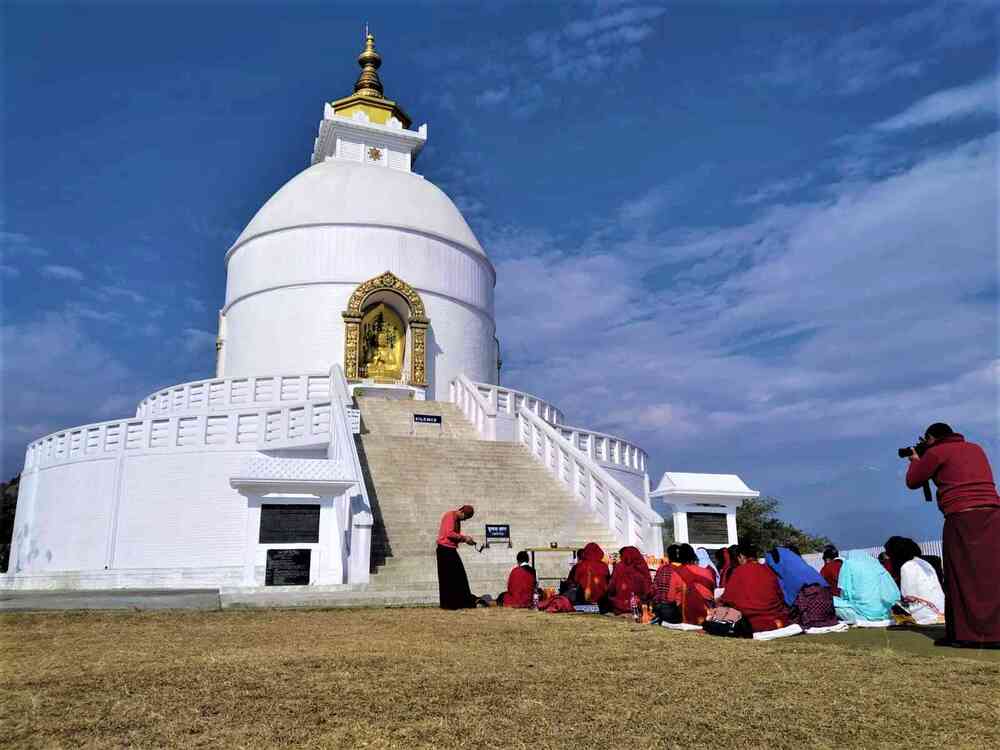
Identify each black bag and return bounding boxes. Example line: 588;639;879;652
653;602;682;624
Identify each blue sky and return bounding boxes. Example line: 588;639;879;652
2;1;996;547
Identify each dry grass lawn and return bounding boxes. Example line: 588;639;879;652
2;607;999;749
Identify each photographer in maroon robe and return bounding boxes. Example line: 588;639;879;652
905;423;1000;648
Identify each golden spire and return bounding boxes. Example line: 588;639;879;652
353;31;384;99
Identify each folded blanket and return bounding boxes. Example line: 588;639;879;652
752;623;803;641
660;622;703;631
853;618;892;628
804;622;850;635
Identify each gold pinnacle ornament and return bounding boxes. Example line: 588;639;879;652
354;32;384;98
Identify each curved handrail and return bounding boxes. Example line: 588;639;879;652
470;381;564;426
515;404;662;555
136;372;332;418
450;374;497;440
557;424;648;474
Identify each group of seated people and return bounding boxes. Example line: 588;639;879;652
497;535;946;637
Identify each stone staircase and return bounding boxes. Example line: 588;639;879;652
355;397;619;600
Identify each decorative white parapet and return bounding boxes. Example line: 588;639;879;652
24;400;335;472
136;373;332;418
649;472;759;549
312;105;427;171
515;405;664;556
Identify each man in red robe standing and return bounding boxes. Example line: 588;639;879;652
905;423;1000;648
436;505;478;610
720;543;791;633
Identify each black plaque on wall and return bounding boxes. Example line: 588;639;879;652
259;504;320;544
265;548;311;586
686;512;729;544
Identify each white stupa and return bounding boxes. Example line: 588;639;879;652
3;35;753;598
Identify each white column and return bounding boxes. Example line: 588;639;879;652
242;497;261;585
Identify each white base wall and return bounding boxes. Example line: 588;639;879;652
7;445;359;589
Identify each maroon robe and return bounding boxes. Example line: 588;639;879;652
607;546;653;614
721;561;791;633
503;564;536;608
944;507;1000;644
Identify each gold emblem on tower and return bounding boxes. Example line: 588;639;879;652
368;146;382;162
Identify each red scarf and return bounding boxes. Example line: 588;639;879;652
673;563;716;625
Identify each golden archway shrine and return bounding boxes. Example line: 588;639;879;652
342;271;429;386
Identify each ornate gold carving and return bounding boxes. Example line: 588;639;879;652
409;322;428;386
343;315;361;379
346;271;426;318
367;146;382;162
344;271;429;387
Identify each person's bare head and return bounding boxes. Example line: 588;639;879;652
736;543;759;565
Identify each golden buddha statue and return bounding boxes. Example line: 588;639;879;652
360;303;405;380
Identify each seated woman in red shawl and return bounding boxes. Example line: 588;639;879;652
653;544;682;605
719;543;791;633
670;544;717;625
571;542;611;604
501;550;537;608
606;546;653;615
820;544;843;596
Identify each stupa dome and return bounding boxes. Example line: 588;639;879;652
229;159;486;259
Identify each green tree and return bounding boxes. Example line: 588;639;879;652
736;495;830;554
0;474;19;573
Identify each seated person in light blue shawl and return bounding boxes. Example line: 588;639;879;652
832;550;901;623
765;546;829;606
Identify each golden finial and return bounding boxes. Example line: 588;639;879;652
354;29;384;99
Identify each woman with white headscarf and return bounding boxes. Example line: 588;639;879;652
695;547;719;587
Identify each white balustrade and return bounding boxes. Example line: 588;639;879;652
558;425;647;475
328;364;374;584
450;374;498;440
471;381;564;426
135;373;332;418
24;401;334;471
515;405;663;556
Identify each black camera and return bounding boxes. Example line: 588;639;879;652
897;438;929;459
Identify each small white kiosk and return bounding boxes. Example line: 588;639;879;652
650;473;759;549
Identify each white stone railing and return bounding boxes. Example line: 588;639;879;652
472;382;564;426
450;374;498;440
515;406;663;556
136;373;332;418
557;425;647;475
25;401;334;471
329;364;373;584
330;365;361;435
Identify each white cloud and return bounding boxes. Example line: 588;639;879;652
874;75;998;131
1;231;48;258
476;86;510;107
41;264;85;282
0;312;137;473
181;327;217;355
494;132;997;543
99;285;147;304
757;2;993;97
